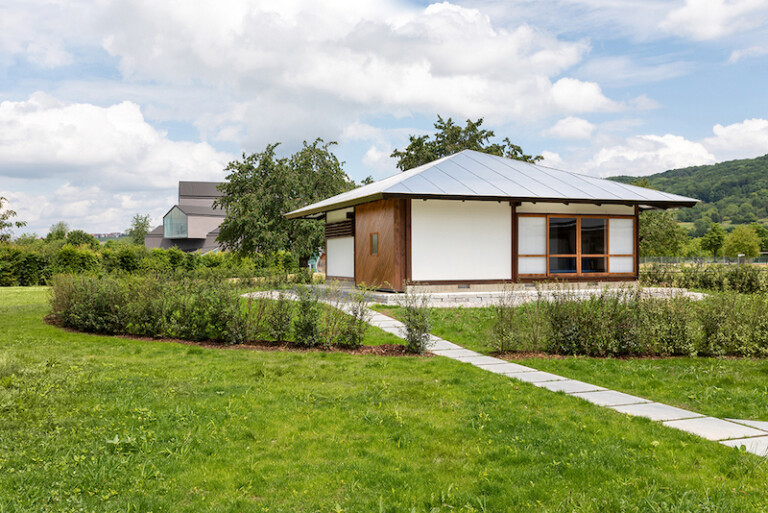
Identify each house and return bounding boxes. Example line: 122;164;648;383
286;150;698;291
145;181;225;253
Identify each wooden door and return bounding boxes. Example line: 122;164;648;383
354;199;407;291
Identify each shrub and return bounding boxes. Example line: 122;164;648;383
488;286;768;358
293;286;321;347
52;245;100;274
268;291;292;342
50;274;128;334
341;286;370;349
50;274;254;344
320;282;347;347
399;286;432;354
697;293;768;357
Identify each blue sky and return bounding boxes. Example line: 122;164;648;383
1;0;767;235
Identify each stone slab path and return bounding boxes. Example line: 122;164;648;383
365;308;768;457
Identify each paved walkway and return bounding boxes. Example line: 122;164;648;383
366;309;768;457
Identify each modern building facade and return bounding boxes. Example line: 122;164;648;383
286;150;698;291
145;181;225;253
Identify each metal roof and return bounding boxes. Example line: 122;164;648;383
178;181;224;199
286;149;699;219
163;204;225;219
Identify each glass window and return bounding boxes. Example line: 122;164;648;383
549;257;577;273
609;219;634;255
370;233;378;255
518;257;546;275
518;217;546;254
163;207;188;239
549;217;576;254
581;218;606;254
582;257;606;273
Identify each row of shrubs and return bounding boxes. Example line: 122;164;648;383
640;263;768;293
0;242;301;286
491;288;768;357
50;275;371;349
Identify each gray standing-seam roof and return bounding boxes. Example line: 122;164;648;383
285;150;698;219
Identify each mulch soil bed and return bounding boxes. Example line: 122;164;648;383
44;314;426;357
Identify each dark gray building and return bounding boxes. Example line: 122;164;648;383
145;181;225;253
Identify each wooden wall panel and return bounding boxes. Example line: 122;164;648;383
354;199;407;291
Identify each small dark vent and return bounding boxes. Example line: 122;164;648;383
325;220;354;239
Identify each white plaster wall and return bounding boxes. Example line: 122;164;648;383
326;237;354;278
411;200;511;281
517;202;634;215
326;208;353;224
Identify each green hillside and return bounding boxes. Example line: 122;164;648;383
611;154;768;235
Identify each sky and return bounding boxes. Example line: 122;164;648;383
1;0;767;236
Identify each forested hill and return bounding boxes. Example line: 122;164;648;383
610;154;768;234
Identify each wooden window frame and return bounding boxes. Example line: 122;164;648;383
517;213;636;277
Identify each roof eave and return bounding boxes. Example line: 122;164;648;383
286;190;698;220
284;192;385;219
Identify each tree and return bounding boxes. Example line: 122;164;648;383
701;223;726;257
723;225;761;258
66;229;99;249
47;221;69;241
390;116;543;171
750;222;768;252
128;213;152;245
215;139;354;259
629;179;688;257
638;209;688;257
0;196;26;243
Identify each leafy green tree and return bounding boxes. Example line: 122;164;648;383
0;196;26;243
638;209;688;257
629;179;687;256
750;222;768;252
128;213;152;245
701;223;726;257
723;225;761;258
216;139;353;259
66;229;99;249
47;221;69;241
692;216;712;237
391;116;543;171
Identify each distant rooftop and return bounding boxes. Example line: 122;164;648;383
179;181;224;198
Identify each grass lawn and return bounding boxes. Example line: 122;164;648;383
1;288;768;512
375;305;768;421
373;305;495;354
512;356;768;421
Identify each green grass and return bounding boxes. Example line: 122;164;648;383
375;305;768;421
2;288;768;511
373;305;495;354
511;356;768;421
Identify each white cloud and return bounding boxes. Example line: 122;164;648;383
576;116;768;177
584;134;716;176
728;45;768;63
90;0;617;123
539;150;565;168
362;145;398;178
0;92;233;233
544;116;596;139
703;118;768;159
660;0;768;40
